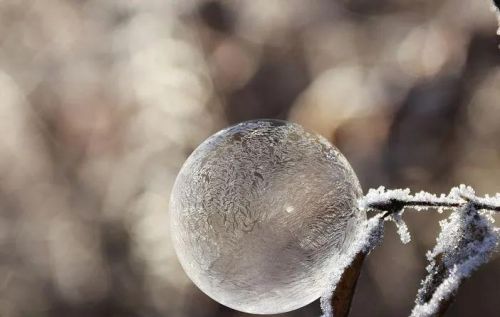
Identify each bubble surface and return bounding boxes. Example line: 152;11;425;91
170;120;364;314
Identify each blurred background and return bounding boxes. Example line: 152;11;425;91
1;0;499;316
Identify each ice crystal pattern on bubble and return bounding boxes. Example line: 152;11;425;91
170;120;364;314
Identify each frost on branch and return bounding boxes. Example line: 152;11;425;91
492;0;500;35
359;186;411;210
359;186;459;213
389;212;411;244
359;187;412;244
410;201;500;317
320;215;384;317
322;185;500;317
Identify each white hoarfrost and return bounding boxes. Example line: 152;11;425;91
492;1;500;35
320;215;385;317
359;186;410;209
321;185;500;317
389;212;412;244
411;186;500;317
360;186;459;212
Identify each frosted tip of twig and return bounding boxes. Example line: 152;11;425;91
389;213;411;244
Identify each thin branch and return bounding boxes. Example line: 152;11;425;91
320;215;384;317
329;252;366;317
358;185;500;317
410;203;499;317
360;185;500;217
323;185;500;317
493;0;500;35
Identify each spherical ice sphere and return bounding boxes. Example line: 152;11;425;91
170;120;364;314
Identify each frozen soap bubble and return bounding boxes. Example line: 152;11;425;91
170;120;364;314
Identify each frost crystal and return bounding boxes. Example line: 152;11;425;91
358;186;410;210
359;186;412;243
492;0;500;36
170;120;364;314
359;186;462;213
411;202;500;317
358;184;500;317
320;215;384;317
389;212;411;244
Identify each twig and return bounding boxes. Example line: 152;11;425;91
320;215;384;317
329;252;366;317
358;185;500;317
360;185;500;217
411;202;499;317
322;186;499;317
